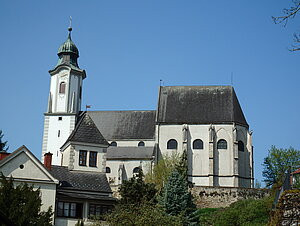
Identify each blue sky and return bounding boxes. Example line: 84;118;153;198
0;1;299;185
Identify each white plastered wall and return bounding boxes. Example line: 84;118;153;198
62;144;107;173
158;124;252;187
106;159;152;186
42;115;76;165
0;152;57;212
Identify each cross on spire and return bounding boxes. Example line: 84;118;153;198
68;16;72;33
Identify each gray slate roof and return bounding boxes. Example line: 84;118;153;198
107;146;155;160
49;166;112;193
64;114;109;146
88;111;156;140
157;86;248;127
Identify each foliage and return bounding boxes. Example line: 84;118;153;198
119;169;157;205
0;173;53;226
293;174;300;188
0;130;8;152
254;179;262;189
201;196;273;226
75;219;84;226
159;169;197;225
262;146;300;188
175;150;188;182
195;208;218;226
100;203;183;226
273;0;300;51
145;152;180;192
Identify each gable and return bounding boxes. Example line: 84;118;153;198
0;146;58;184
62;114;109;149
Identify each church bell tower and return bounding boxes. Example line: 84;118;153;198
42;26;86;165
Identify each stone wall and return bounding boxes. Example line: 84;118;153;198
191;186;271;208
270;190;300;226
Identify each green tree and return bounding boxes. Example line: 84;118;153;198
0;173;53;226
175;150;188;182
159;169;197;225
262;146;300;188
273;0;300;51
119;169;157;205
0;130;8;152
145;153;180;192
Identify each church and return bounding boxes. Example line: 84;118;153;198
41;26;254;190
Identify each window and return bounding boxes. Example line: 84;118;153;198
110;141;117;147
89;151;97;167
79;150;87;166
217;139;227;149
59;82;66;94
58;130;60;137
57;202;83;218
193;139;203;149
238;141;244;152
138;141;145;147
133;167;141;174
167;139;177;149
106;167;111;173
89;204;111;217
58;117;62;121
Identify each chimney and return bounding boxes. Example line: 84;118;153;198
0;152;10;161
44;152;53;170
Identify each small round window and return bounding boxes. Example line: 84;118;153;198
138;141;145;147
110;141;117;147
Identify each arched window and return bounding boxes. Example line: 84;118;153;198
167;139;178;149
217;139;227;149
110;141;117;147
133;167;141;174
138;141;145;147
238;141;244;152
106;167;111;173
193;139;203;149
59;82;66;94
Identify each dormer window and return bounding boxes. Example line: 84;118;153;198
89;151;97;167
79;150;87;166
59;82;66;94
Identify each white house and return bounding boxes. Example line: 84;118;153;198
0;146;58;217
0;145;116;226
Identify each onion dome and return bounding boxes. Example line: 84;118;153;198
56;27;80;69
58;27;79;57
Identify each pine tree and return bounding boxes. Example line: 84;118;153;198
175;150;188;181
159;169;197;224
0;130;8;152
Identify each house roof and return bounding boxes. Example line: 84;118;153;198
49;166;112;193
107;146;155;160
88;110;156;140
62;113;109;149
0;145;59;184
157;86;248;127
292;168;300;175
